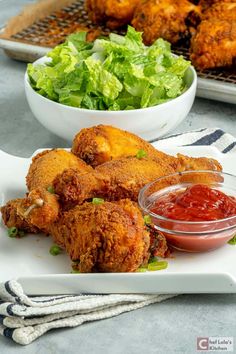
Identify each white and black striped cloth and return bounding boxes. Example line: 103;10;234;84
152;127;236;153
0;127;235;346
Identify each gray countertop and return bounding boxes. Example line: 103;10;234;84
0;1;236;353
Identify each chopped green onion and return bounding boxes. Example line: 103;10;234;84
136;149;147;159
71;269;81;274
136;267;148;273
148;256;158;264
92;198;104;205
228;235;236;245
148;261;168;271
47;186;55;194
144;215;152;225
49;245;62;256
8;227;18;238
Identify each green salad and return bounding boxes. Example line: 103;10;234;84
27;26;190;111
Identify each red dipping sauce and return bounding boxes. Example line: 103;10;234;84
151;184;236;222
146;183;236;252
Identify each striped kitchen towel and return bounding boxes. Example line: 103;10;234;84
152;127;236;153
0;127;235;346
0;281;176;345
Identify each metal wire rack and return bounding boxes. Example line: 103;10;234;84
5;0;236;85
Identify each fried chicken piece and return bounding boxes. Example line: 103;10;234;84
132;0;201;45
1;199;39;234
149;228;170;258
85;0;139;29
1;150;92;234
199;0;234;10
53;157;178;206
72;125;179;169
177;153;223;184
54;150;222;208
26;149;92;191
177;154;222;172
16;188;60;233
202;2;236;21
190;19;236;69
50;199;150;273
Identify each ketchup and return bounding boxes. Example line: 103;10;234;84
151;184;236;222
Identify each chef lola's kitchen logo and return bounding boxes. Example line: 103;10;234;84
197;337;234;351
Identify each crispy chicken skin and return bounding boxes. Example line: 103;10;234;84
1;150;92;233
50;200;150;273
26;149;92;191
190;19;236;70
149;228;170;258
16;188;60;233
202;2;236;21
53;157;178;206
177;154;222;172
85;0;139;29
132;0;201;45
72;125;179;169
1;199;39;233
199;0;234;10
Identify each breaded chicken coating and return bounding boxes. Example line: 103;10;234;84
177;154;222;173
85;0;139;29
199;0;234;10
49;199;150;272
1;149;92;233
53;157;178;206
132;0;201;45
202;2;236;21
1;199;39;234
190;19;236;69
72;125;179;169
26;149;92;191
16;188;60;233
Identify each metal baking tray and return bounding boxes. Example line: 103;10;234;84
0;0;235;104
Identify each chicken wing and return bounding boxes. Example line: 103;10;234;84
132;0;201;45
72;125;179;168
190;19;236;69
85;0;139;29
49;199;150;272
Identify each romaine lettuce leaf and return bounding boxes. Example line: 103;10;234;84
27;26;191;110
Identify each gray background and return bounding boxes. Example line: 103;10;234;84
0;1;236;353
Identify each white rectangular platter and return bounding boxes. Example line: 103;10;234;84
0;145;235;295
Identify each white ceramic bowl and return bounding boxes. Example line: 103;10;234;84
25;56;197;141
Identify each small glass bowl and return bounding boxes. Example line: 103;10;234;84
138;170;236;252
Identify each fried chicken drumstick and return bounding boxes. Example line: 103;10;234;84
50;199;150;273
53;157;178;206
1;150;92;233
53;154;221;208
72;125;179;168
